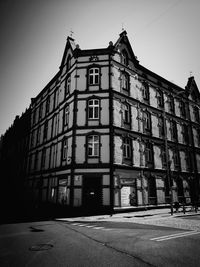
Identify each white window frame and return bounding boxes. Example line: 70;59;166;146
88;135;99;157
88;99;99;120
89;68;99;85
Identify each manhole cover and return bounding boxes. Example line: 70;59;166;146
29;243;53;251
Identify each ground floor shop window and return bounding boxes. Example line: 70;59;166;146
115;178;137;207
57;179;69;205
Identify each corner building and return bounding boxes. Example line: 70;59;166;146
26;31;200;213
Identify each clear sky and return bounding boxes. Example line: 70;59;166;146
0;0;200;135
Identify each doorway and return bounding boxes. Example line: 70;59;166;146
83;175;102;211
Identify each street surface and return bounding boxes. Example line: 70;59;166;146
0;210;200;266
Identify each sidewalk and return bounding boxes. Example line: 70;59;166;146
56;207;200;231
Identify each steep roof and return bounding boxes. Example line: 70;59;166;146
114;30;139;65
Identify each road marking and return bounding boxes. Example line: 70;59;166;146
92;227;104;230
151;231;200;242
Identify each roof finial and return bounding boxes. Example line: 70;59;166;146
70;29;74;38
122;22;125;32
190;71;193;77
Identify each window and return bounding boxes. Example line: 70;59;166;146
171;121;177;141
180;101;186;117
43;121;48;141
54;89;59;109
168;95;175;113
66;55;71;71
122;103;131;124
158;116;164;137
88;135;99;157
62;139;68;160
32;111;36;125
31;131;34;147
46;96;50;114
142;82;149;101
185;151;191;171
36;127;41;145
41;148;46;169
161;147;167;168
173;149;179;168
65;77;70;96
121;50;129;66
34;151;38;170
194;106;200;123
157;90;164;108
121;72;129;91
88;99;99;120
39;104;43;120
182;124;189;144
143;111;151;134
89;68;99;85
63;105;69;126
123;137;132;159
145;142;153;164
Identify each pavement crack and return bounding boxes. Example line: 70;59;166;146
58;222;157;267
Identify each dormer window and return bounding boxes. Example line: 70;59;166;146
66;55;71;71
89;67;100;85
121;50;129;66
65;77;71;96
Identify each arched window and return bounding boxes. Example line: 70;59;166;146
88;67;100;85
88;99;99;119
121;50;129;66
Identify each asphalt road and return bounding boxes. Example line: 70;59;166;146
0;220;200;267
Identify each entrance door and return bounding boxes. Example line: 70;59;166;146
83;175;102;211
148;176;157;205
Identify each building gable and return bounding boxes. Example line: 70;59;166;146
114;30;139;66
185;76;200;104
60;36;77;69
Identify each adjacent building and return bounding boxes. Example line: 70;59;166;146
1;31;200;216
